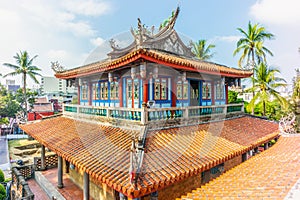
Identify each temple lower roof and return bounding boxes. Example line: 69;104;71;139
20;115;278;198
179;134;300;200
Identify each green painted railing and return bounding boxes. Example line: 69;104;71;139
227;104;243;113
63;104;142;122
110;110;141;121
147;108;183;121
64;105;77;113
79;107;107;116
63;103;244;124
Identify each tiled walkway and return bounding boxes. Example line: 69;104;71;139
41;168;93;200
27;179;50;200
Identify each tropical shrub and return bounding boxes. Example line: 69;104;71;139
0;170;4;182
0;184;5;200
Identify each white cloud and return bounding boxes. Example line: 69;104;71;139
61;0;112;16
250;0;300;25
90;37;105;46
0;1;112;87
249;0;300;87
17;1;95;37
214;36;240;43
47;50;70;62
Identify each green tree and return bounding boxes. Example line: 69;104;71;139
0;93;21;118
247;63;287;116
15;88;38;110
228;90;238;103
292;69;300;100
292;68;300;132
191;39;216;60
0;85;21;119
233;22;274;114
0;169;4;182
0;184;5;200
3;51;42;119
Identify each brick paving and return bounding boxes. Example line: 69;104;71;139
27;179;50;200
42;168;93;200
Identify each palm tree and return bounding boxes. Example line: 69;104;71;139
191;39;216;61
233;21;274;114
247;63;287;116
233;21;274;68
3;51;41;119
293;69;300;100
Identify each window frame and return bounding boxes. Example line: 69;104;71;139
154;78;168;100
215;81;224;100
176;80;188;100
110;80;119;100
202;82;212;100
81;83;88;100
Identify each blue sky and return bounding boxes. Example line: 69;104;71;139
0;0;299;90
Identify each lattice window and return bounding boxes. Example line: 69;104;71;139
154;78;168;100
110;81;119;100
100;82;108;100
81;84;88;100
176;80;188;100
216;81;224;99
202;82;211;100
92;83;99;100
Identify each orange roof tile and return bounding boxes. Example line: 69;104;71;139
32;104;53;112
179;135;300;200
35;97;48;104
55;48;252;79
20;116;278;198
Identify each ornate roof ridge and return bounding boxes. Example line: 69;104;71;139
55;48;252;79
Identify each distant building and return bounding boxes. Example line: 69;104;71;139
40;76;77;105
5;79;20;93
27;96;55;121
40;76;76;94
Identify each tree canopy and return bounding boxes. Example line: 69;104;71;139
191;39;216;61
233;21;274;69
246;63;287;116
3;51;41;119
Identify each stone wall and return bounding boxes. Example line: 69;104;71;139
224;155;242;172
67;162;115;200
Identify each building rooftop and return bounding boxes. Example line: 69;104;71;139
179;134;300;200
20;115;279;198
55;48;252;79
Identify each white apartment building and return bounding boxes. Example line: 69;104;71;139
40;76;76;94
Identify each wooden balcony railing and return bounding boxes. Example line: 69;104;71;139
63;103;244;128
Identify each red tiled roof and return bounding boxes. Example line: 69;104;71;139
179;135;300;199
35;97;48;104
55;48;252;79
32;104;53;112
20;116;278;198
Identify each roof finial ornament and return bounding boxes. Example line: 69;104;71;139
109;38;120;50
130;18;150;46
51;61;65;73
159;6;180;30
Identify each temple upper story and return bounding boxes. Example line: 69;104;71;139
53;7;252;128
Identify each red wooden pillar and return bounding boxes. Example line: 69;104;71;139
88;82;92;106
211;80;215;105
225;84;229;104
119;78;123;107
143;79;148;104
77;85;81;105
171;78;177;107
